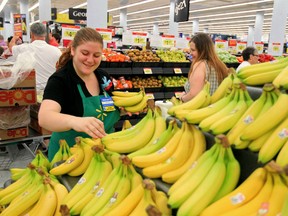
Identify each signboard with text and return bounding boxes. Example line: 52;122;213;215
62;24;81;47
215;40;228;51
162;34;175;48
174;0;190;22
236;42;247;53
254;42;264;54
96;28;113;43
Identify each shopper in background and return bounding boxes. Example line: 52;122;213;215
180;33;229;102
0;35;6;47
38;27;120;161
236;46;259;73
9;22;62;91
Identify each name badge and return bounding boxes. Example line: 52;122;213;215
100;97;115;112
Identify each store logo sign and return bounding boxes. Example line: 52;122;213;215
174;0;190;22
69;8;87;20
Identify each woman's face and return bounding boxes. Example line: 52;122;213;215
71;41;102;77
190;42;199;60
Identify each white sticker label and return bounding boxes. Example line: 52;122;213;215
230;193;245;205
278;128;288;139
77;177;86;185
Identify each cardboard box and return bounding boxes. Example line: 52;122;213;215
0;106;30;130
30;102;41;119
29;117;52;135
0;70;36;107
0;126;29;141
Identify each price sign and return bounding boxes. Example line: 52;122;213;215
215;40;228;51
62;24;80;40
236;42;247;53
254;42;264;53
161;35;175;48
174;91;185;98
174;68;182;74
96;28;113;42
132;32;148;46
145;93;155;100
268;42;282;56
143;68;152;74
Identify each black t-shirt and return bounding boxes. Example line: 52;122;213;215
43;59;114;117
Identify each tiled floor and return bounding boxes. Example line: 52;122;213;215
0;145;35;188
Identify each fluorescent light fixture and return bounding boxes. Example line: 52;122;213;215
59;2;87;14
0;0;8;13
108;0;156;12
29;20;40;26
29;2;39;12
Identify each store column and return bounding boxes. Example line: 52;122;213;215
3;6;13;40
192;18;199;35
268;0;288;56
204;28;208;33
247;25;254;46
254;11;264;43
120;9;127;31
20;0;29;42
87;0;107;28
39;0;51;22
169;0;178;36
153;23;159;35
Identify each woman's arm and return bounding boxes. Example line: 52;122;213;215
38;99;106;138
181;61;206;102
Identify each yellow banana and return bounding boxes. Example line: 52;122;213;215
128;163;143;190
240;93;288;141
50;180;69;216
212;146;240;202
103;149;121;169
258;116;288;164
210;73;234;103
209;89;249;135
104;112;156;153
60;139;69;161
247;128;274;152
168;143;221;208
104;183;144;216
237;57;288;79
221;171;273;216
67;137;94;176
273;65;288;88
49;143;85;176
151;188;171;215
265;172;288;216
167;81;210;116
200;167;267;216
276;139;288;166
281;193;288;216
112;91;144;107
9;168;27;181
112;90;139;97
142;121;194;178
162;124;206;184
132;121;184;168
176;145;226;216
242;68;283;85
122;119;133;130
128;119;176;159
124;95;149;113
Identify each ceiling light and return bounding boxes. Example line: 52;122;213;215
59;2;87;14
0;0;8;13
28;2;39;12
108;0;156;12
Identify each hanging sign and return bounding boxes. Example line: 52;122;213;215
254;42;264;54
236;42;247;53
96;28;113;42
62;24;81;47
132;32;148;46
215;40;228;51
69;8;87;20
162;34;175;48
13;14;22;37
150;35;162;47
174;0;190;22
175;37;190;49
269;42;282;56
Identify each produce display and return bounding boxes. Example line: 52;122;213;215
126;49;161;62
158;75;187;87
102;48;130;62
217;50;239;63
130;76;162;88
155;50;190;62
258;53;275;62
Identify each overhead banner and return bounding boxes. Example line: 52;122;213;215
174;0;190;22
69;8;87;20
13;14;22;37
51;8;57;20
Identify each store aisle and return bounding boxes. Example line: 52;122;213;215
0;147;34;188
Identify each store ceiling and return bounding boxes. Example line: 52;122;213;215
1;0;287;37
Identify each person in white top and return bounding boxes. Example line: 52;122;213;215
236;46;259;73
9;22;62;90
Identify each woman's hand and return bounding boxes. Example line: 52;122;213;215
71;116;107;138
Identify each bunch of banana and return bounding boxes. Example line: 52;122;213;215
201;162;288;216
137;121;206;184
168;135;240;216
170;96;182;106
237;57;288;85
121;119;133;130
282;193;288;216
273;64;288;89
61;144;114;215
226;83;279;149
50;139;72;168
210;72;234;104
198;81;253;135
49;137;101;176
276;139;288;167
112;89;149;113
103;108;166;153
80;155;143;216
167;81;211;117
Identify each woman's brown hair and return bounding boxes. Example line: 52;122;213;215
189;33;229;84
57;27;103;70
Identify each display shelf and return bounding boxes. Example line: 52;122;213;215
132;67;163;75
162;67;189;75
104;67;132;75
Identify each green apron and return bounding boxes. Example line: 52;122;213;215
48;84;120;161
